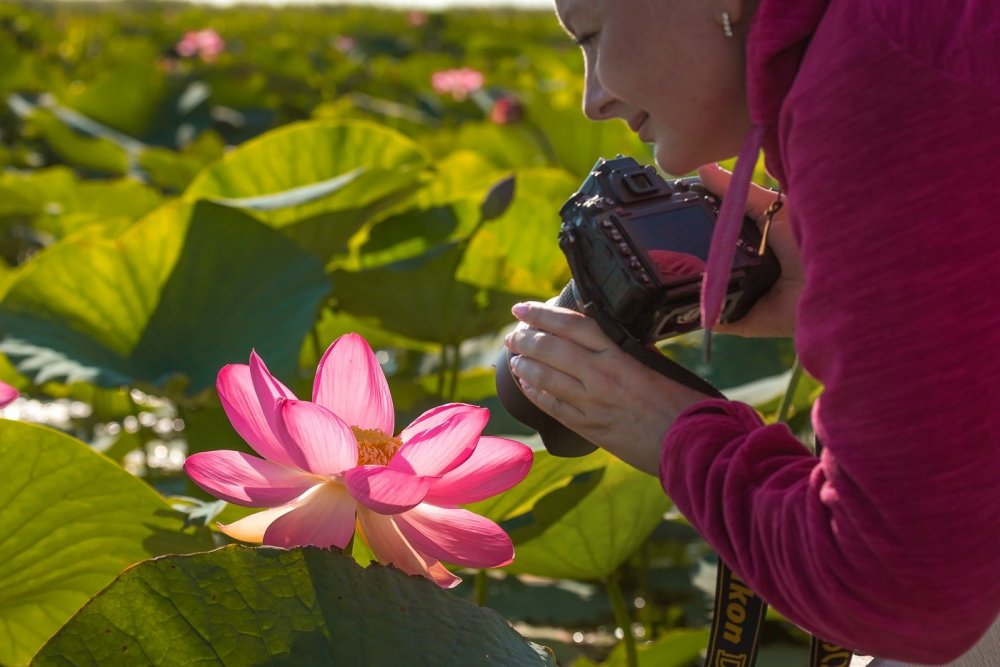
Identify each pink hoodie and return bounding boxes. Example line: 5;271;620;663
661;0;1000;662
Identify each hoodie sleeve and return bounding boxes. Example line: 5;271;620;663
660;0;1000;663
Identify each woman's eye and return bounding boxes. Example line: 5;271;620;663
574;31;598;47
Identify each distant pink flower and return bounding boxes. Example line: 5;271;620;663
431;67;485;101
490;95;524;125
406;11;428;27
334;35;357;54
185;334;532;588
0;381;17;408
176;29;225;63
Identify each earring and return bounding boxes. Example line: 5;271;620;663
721;11;734;38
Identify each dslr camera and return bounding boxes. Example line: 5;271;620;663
495;155;780;456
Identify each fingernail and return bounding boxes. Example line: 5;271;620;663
512;302;529;317
509;354;521;372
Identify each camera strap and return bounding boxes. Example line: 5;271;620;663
618;340;768;666
567;258;852;664
700;443;853;666
617;339;852;666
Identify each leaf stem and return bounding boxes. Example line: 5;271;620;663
473;570;489;606
776;356;803;424
311;322;323;363
605;571;638;667
437;345;449;399
446;343;462;401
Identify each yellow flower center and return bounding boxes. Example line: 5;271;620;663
352;427;403;466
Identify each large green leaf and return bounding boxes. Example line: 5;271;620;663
0;200;329;393
26;108;130;176
330;240;533;345
0;419;213;667
185;120;429;228
522;81;650;177
457;168;575;295
502;452;671;580
33;546;557;667
55;39;166;138
0;167;162;240
0;168;160;219
467;448;607;524
328;168;574;345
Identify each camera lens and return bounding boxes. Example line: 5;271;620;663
493;281;599;458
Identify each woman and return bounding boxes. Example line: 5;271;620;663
503;0;1000;664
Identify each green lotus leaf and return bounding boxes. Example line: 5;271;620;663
0;200;329;393
32;545;557;667
0;419;212;667
466;448;607;524
54;39;166;138
329;241;524;345
0;167;162;240
26;108;129;176
523;85;651;177
328;167;575;345
185;119;429;228
456;123;551;170
457;168;575;295
501;452;671;580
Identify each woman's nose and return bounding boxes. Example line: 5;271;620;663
582;69;616;121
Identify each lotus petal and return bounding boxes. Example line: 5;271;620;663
358;509;460;588
217;364;298;467
277;400;358;476
184;450;320;507
393;406;488;477
313;333;393;434
262;483;357;549
218;504;298;543
344;465;430;514
395;504;513;568
424;436;533;506
0;382;17;408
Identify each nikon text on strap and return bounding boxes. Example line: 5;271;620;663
704;434;853;666
705;562;766;666
704;558;853;667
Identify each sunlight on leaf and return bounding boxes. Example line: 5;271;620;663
0;420;212;666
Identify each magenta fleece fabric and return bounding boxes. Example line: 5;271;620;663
659;0;1000;662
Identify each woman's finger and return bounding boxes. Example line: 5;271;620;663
509;301;610;352
696;163;777;220
505;325;596;393
508;355;586;418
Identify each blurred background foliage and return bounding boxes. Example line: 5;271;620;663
0;2;812;665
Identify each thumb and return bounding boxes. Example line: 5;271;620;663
696;163;775;220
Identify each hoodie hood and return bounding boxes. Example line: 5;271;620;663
700;0;833;332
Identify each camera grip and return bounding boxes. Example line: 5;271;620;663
494;282;725;458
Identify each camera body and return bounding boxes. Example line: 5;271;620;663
494;155;780;457
558;155;779;345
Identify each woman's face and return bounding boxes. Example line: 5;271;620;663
554;0;752;175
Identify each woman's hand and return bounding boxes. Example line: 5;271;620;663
504;301;713;475
698;163;803;338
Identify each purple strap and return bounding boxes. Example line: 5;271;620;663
700;125;765;331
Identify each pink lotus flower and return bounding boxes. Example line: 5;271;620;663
176;29;225;63
0;381;17;408
431;67;485;101
184;333;532;588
